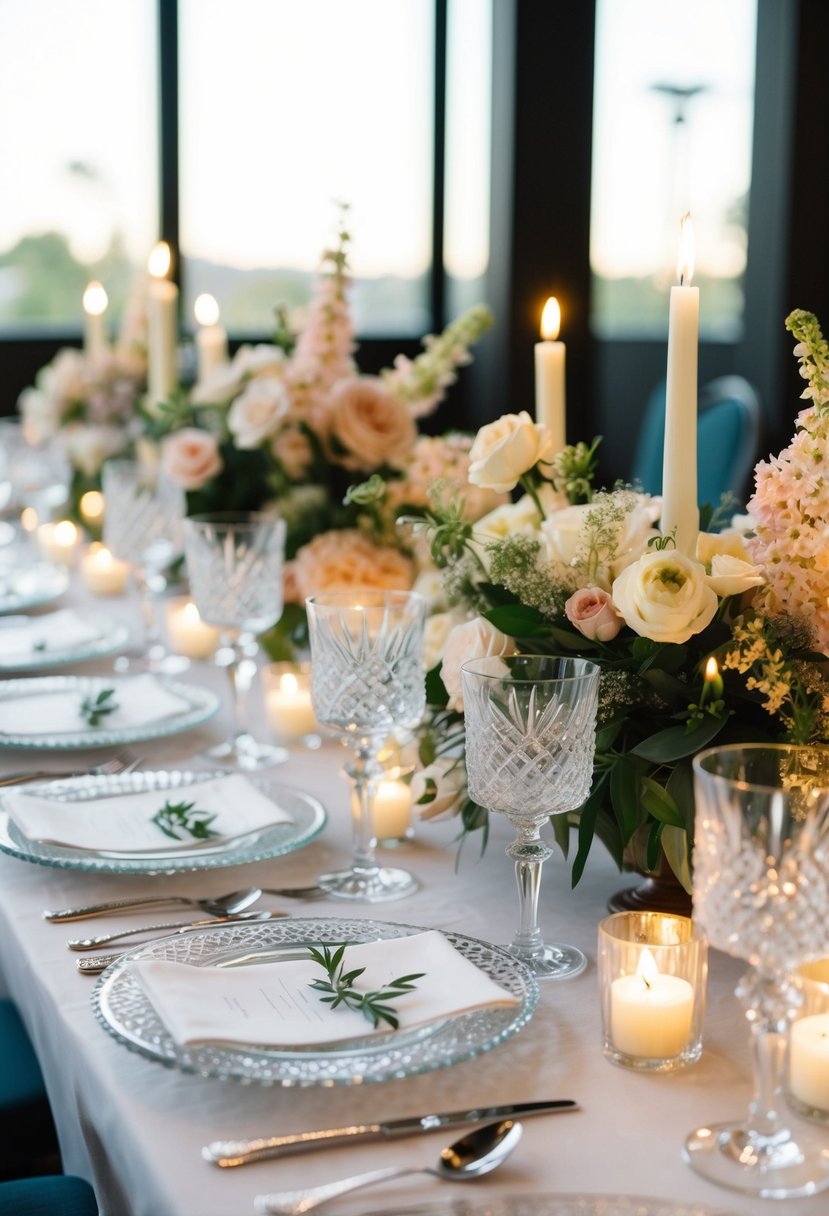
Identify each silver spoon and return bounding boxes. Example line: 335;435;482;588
253;1118;523;1215
43;885;263;923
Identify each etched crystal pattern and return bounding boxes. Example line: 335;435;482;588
104;479;184;571
184;528;284;634
92;918;538;1086
693;779;829;968
310;619;425;735
465;682;598;818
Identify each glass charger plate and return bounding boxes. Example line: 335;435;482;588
0;768;326;873
0;675;219;750
0;612;130;672
92;917;539;1086
0;563;69;613
359;1197;738;1216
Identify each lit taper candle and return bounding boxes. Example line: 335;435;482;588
661;214;699;555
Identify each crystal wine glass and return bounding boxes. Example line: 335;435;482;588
102;458;187;673
184;512;287;770
305;589;427;901
461;654;600;979
685;743;829;1198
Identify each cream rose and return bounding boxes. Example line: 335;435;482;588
228;376;290;449
611;550;718;644
423;610;463;671
696;530;753;565
328;376;417;472
706;554;765;597
440;616;518;711
564;586;624;642
542;494;661;587
411;757;467;821
62;424;125;478
467;411;554;493
160;428;223;491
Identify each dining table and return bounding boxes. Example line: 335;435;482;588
0;560;826;1216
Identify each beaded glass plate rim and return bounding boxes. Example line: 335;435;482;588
357;1195;739;1216
0;770;327;873
0;613;130;672
0;563;69;614
0;675;220;750
91;917;540;1087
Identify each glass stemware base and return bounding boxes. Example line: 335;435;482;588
502;825;586;980
202;731;289;772
316;862;418;902
683;1120;829;1199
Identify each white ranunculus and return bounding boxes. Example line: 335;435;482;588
439;616;518;711
706;554;765;597
611;550;719;644
228;375;290;449
411;757;467;821
467;411;554;493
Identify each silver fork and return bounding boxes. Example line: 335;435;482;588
0;751;141;788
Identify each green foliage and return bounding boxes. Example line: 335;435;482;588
306;943;424;1031
151;800;219;842
79;688;119;727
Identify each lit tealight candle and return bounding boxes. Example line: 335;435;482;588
194;293;228;383
165;598;220;660
534;296;566;454
264;666;318;741
82;281;109;357
790;1014;829;1113
79;490;105;529
661;213;700;556
610;948;695;1059
372;772;413;842
147;241;179;410
36;520;80;566
80;542;130;596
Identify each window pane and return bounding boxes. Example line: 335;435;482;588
590;0;757;339
0;1;158;332
445;0;492;321
179;0;434;336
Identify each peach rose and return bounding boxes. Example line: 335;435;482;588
160;428;223;491
440;616;518;711
271;423;314;479
287;529;414;602
328;376;417;472
564;586;623;642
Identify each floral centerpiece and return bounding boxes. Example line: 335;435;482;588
16;305;148;522
404;309;829;898
148;212;498;649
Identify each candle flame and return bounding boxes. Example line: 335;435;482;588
636;948;660;989
94;546;115;569
148;241;172;279
83;281;108;316
540;296;561;341
183;602;202;624
280;672;299;695
677;213;695;285
194;293;220;327
704;656;719;682
54;521;78;545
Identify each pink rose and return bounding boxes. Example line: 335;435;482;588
160;428;222;491
564;586;623;642
327;376;417;472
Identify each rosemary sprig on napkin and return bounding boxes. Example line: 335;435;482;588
151;799;219;842
79;688;119;727
307;943;424;1030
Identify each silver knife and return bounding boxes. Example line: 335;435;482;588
202;1100;578;1167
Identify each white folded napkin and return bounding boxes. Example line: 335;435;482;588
3;773;293;851
0;674;191;736
0;609;103;659
132;930;520;1047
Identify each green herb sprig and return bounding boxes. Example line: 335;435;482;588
79;688;119;727
307;943;424;1030
151;799;219;842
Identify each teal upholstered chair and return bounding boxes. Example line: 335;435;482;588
0;1000;60;1181
0;1176;98;1216
631;374;762;508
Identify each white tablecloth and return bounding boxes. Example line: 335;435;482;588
0;569;826;1216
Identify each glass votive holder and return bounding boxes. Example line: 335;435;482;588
788;959;829;1122
164;596;220;660
262;661;321;749
598;911;707;1072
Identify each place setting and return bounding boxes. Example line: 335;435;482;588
0;606;129;672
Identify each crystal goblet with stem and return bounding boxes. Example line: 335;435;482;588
685;743;829;1198
305;589;427;901
461;654;600;980
102;459;188;674
183;512;288;771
